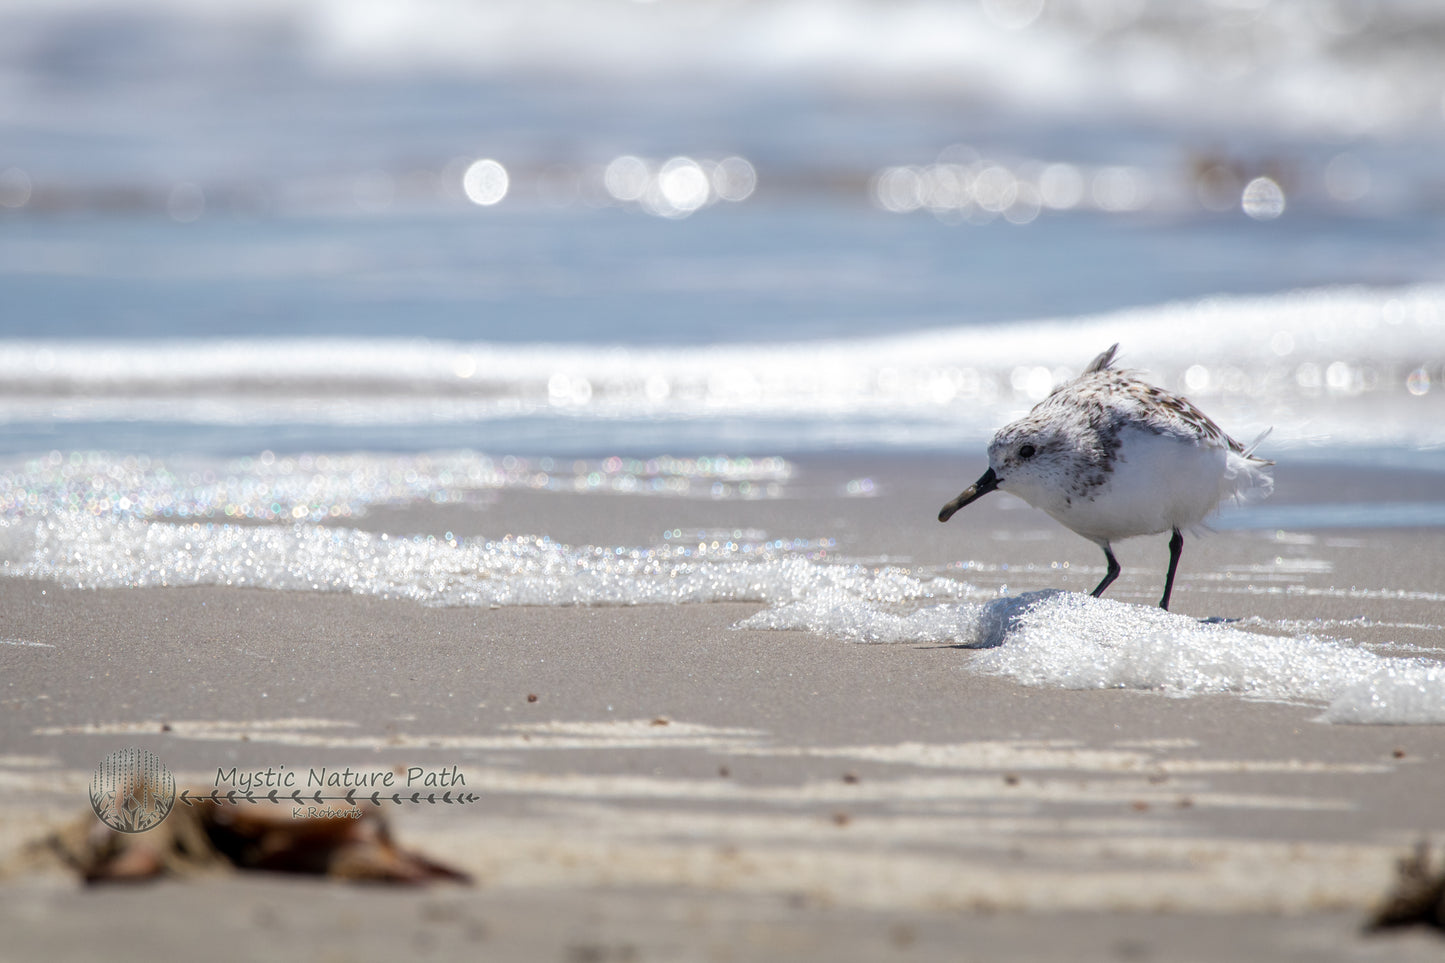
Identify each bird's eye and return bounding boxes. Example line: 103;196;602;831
1018;444;1036;460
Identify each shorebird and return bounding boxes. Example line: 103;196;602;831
937;344;1272;609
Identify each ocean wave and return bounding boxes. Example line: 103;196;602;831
8;0;1441;137
1;285;1441;450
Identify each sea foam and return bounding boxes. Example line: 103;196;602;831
740;590;1445;726
3;509;1441;725
0;514;962;609
0;451;790;522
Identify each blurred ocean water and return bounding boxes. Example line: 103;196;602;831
1;0;1443;458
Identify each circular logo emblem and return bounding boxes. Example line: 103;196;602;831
89;747;176;833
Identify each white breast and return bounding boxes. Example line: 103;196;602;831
1044;427;1230;542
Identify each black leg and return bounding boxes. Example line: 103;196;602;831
1159;527;1184;610
1091;544;1120;597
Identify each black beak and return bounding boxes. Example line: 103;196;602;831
938;467;999;522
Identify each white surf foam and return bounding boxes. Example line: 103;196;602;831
0;451;791;522
1;505;1440;723
0;514;964;609
739;590;1445;726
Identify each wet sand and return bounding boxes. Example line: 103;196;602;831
2;454;1444;960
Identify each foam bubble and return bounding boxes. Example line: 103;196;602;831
739;589;1445;726
1325;664;1445;725
968;592;1381;703
1;507;1440;722
0;515;966;609
0;451;792;522
2;444;1440;724
738;601;982;645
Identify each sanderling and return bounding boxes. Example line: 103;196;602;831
937;344;1272;610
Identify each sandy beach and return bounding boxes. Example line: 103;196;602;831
2;453;1444;960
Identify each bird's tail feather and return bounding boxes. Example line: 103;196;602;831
1240;426;1274;463
1223;431;1274;505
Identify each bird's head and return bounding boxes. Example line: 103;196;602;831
938;423;1060;522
